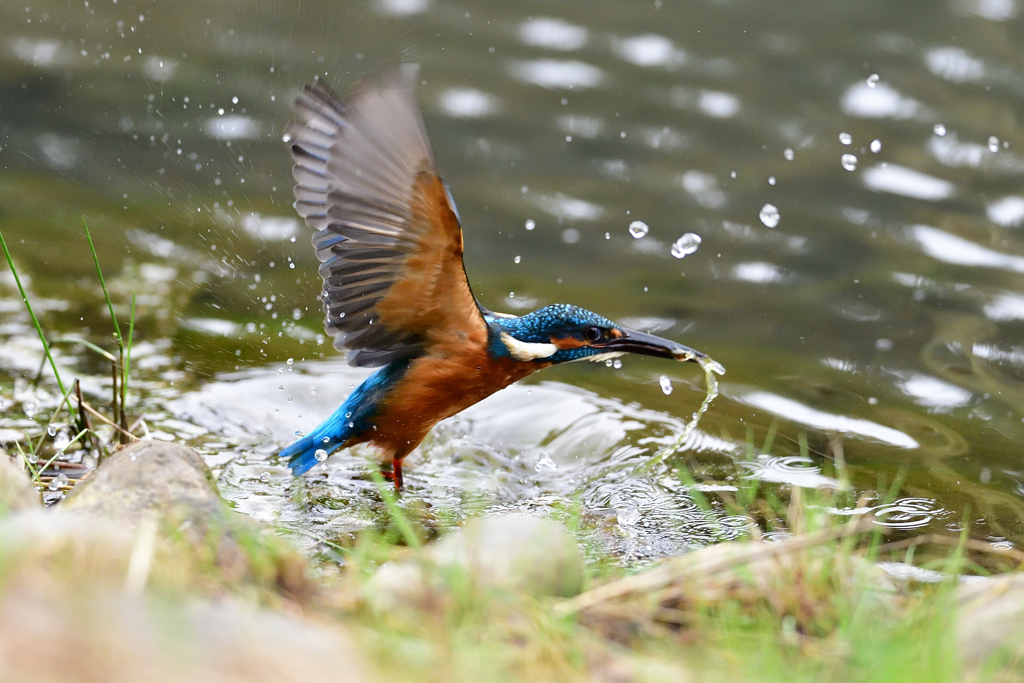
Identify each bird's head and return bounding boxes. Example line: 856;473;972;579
487;304;706;365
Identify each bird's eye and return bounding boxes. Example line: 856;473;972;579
584;326;603;343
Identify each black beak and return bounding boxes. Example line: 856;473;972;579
597;328;707;362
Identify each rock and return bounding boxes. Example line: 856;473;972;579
59;440;312;600
367;514;584;612
0;585;368;683
62;440;221;523
0;451;39;512
957;572;1024;670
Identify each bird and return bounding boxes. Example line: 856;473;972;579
278;66;708;489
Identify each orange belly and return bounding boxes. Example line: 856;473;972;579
361;346;546;461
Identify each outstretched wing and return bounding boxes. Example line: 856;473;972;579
289;67;487;367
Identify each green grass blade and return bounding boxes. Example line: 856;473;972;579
49;337;117;363
369;470;422;549
82;217;122;343
32;381;79;455
760;420;779;455
31;429;88;484
122;292;136;404
0;228;68;399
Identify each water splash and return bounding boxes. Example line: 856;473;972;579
628;220;649;238
642;355;725;470
759;204;780;228
670;233;701;258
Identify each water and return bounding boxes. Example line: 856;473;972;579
670;233;702;259
629;221;650;239
1;0;1023;560
759;203;781;228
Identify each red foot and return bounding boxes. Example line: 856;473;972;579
378;458;404;491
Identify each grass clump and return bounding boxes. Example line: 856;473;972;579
0;218;143;495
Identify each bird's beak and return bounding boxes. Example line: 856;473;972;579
598;328;707;362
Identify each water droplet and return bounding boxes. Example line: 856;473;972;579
659;375;673;395
323;436;330;443
514;255;521;264
839;132;852;145
278;384;284;390
286;395;292;402
295;430;305;437
759;203;780;228
768;176;776;185
988;136;999;152
260;472;271;482
27;452;38;464
524;219;536;231
933;123;947;137
841;154;858;171
314;449;328;462
290;235;297;243
605;359;614;367
867;73;879;88
784;148;794;161
48;473;68;490
612;359;622;369
22;400;38;418
47;424;57;437
870;139;881;153
53;430;70;451
628;220;649;238
604;232;610;240
671;233;702;258
286;358;294;365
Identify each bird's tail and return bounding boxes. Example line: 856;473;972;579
279;406;356;475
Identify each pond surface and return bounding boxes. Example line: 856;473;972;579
1;0;1023;560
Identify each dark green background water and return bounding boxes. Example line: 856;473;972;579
1;0;1023;559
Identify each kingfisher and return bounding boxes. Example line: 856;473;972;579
279;66;709;489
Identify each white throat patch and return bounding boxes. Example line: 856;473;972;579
500;332;558;361
586;351;625;363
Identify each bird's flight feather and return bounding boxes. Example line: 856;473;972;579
288;67;486;367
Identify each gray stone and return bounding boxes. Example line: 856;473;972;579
0;451;39;512
957;572;1024;669
57;440;311;598
368;514;584;611
0;584;368;683
61;440;221;524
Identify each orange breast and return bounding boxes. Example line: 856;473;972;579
365;332;545;460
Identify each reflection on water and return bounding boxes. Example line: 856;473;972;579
1;0;1024;557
